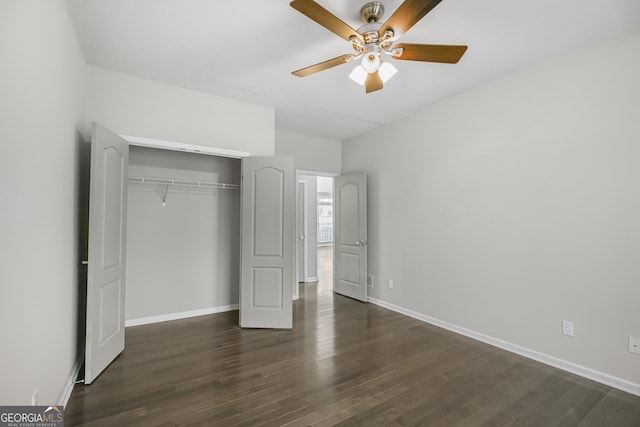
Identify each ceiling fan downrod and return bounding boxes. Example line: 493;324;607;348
360;2;385;23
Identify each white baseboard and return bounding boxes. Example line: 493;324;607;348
368;296;640;397
125;304;238;327
58;351;84;406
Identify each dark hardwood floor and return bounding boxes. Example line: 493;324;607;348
66;249;640;426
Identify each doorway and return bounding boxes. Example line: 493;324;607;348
296;173;335;297
316;176;334;294
125;145;241;325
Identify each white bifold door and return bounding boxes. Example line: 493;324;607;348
85;123;129;384
334;173;368;302
85;123;295;384
240;157;295;329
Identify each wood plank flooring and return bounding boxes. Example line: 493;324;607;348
66;257;640;425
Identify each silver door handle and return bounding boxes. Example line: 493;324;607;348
81;260;88;265
355;241;368;247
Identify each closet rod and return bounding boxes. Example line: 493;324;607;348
128;176;240;190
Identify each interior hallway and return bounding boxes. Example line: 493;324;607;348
314;245;333;295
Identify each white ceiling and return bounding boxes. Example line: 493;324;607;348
66;0;640;141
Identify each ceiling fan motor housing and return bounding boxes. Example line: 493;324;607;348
357;22;383;44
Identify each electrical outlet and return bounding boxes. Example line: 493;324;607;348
367;274;373;288
562;320;574;337
388;279;394;289
629;336;640;355
31;390;37;406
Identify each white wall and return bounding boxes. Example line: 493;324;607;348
89;66;275;156
126;147;240;321
0;0;87;405
276;129;342;174
343;28;640;390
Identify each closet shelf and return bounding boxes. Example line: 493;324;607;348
128;176;240;190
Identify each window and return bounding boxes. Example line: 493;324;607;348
317;177;333;245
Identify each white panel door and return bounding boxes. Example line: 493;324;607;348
334;173;367;302
85;123;129;384
240;157;294;328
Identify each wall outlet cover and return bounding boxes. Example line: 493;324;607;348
629;336;640;355
367;274;373;287
562;320;574;337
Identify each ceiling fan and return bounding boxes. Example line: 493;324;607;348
290;0;468;93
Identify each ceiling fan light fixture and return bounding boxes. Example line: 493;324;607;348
349;65;368;86
360;51;380;73
378;62;398;83
290;0;468;93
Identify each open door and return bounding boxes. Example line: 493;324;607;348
334;173;367;302
240;157;295;328
85;123;129;384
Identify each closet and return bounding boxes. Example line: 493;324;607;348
125;146;241;324
84;124;294;384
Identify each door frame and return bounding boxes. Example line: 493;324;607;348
294;170;339;301
119;135;250;317
122;134;250;159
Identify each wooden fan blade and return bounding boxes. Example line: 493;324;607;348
292;54;353;77
381;0;442;38
393;43;468;63
365;71;383;93
290;0;363;42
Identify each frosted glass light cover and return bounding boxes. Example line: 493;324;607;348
379;62;398;83
361;52;380;73
349;65;367;86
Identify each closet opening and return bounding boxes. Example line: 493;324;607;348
125;146;241;326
